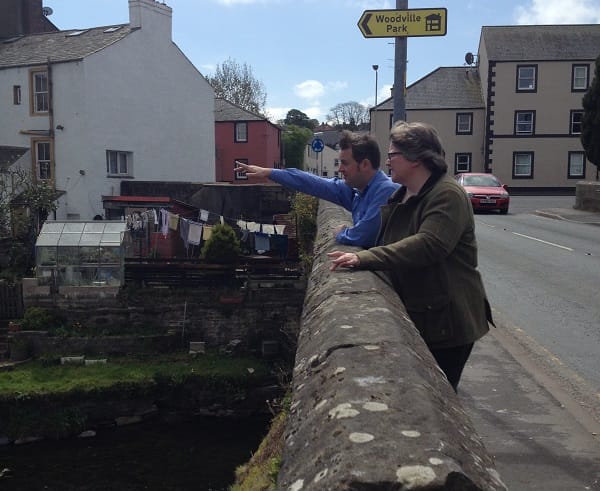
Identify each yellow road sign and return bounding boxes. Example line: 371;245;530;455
358;8;447;38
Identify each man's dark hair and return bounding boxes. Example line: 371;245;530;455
338;130;381;169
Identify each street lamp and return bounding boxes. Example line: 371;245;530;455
372;64;379;106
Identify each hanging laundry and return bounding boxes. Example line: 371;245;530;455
202;224;213;241
274;224;286;235
200;209;209;222
168;212;179;231
179;217;190;247
270;234;289;259
262;224;275;234
187;221;203;246
254;232;270;254
160;209;169;237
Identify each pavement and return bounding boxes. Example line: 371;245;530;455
459;206;600;490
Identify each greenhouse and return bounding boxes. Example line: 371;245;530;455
35;221;129;287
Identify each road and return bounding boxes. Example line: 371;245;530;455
475;196;600;394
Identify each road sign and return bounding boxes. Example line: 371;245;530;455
311;138;324;153
358;8;447;38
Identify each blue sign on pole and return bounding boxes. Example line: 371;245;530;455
311;138;325;153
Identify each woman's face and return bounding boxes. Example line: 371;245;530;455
385;145;414;184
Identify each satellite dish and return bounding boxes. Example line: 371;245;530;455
465;52;475;65
42;6;53;16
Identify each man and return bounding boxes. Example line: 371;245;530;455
234;130;399;248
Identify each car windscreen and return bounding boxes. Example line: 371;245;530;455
463;175;501;187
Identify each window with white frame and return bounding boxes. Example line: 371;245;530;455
30;69;48;113
456;113;473;135
572;64;589;91
515;111;535;135
570;110;583;135
516;65;536;92
513;152;533;178
106;150;132;176
235;122;248;142
568;152;585;178
35;140;52;180
454;153;471;173
234;159;248;180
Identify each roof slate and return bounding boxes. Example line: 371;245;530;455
0;24;133;69
481;24;600;61
214;98;266;122
376;66;484;111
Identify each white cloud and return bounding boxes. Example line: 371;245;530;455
301;106;322;120
265;106;290;122
294;80;325;101
515;0;600;24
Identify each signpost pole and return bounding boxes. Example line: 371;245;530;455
393;0;408;124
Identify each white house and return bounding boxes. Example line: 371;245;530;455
0;0;215;221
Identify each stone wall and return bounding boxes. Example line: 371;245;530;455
277;200;506;491
20;277;305;359
575;180;600;212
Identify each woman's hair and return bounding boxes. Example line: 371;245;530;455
389;121;448;174
339;130;381;169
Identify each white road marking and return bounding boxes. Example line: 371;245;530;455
511;232;573;251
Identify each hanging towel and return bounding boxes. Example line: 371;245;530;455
202;224;213;241
168;212;179;231
274;224;286;235
187;221;203;246
262;224;275;234
200;209;209;222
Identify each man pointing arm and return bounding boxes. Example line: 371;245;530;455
234;130;399;248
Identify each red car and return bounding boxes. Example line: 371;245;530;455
455;172;510;214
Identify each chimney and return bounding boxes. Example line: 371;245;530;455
129;0;172;38
0;0;57;40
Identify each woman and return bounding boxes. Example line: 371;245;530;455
328;121;493;392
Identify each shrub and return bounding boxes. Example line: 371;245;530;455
20;307;61;331
201;223;241;264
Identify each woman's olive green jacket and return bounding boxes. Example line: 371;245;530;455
355;173;493;349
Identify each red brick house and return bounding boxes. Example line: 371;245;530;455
215;98;283;184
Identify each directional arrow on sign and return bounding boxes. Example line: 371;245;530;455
360;13;372;35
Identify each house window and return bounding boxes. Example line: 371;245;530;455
455;153;472;173
13;85;21;105
234;158;248;180
456;113;473;135
30;69;49;113
106;150;132;176
35;140;52;180
568;152;585;178
515;111;535;135
570;110;583;135
516;65;537;92
235;122;248;142
572;64;589;92
513;152;534;178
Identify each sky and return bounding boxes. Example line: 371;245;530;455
45;0;600;123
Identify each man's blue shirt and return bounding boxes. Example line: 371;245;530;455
270;168;399;248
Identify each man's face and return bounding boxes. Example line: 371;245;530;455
338;148;368;191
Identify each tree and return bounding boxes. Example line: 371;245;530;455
282;125;313;169
581;53;600;180
326;101;369;131
282;109;318;130
201;223;241;264
0;168;59;274
207;58;267;115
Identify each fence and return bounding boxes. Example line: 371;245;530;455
0;282;23;319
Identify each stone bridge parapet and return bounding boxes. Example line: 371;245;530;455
277;200;506;490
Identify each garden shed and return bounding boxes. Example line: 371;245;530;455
35;221;129;287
